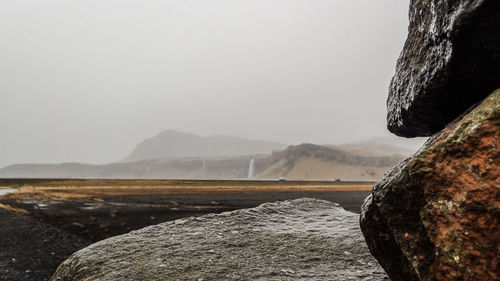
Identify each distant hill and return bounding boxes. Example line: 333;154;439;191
122;130;288;162
341;137;428;157
0;143;405;181
257;143;404;181
336;143;413;157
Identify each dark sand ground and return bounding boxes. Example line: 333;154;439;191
0;209;89;281
0;179;372;281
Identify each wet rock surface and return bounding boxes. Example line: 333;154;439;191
361;89;500;280
387;0;500;137
51;198;388;281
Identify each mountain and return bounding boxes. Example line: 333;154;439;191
341;137;428;156
0;143;405;181
256;143;404;181
121;130;288;162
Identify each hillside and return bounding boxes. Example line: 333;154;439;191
257;144;403;181
122;130;287;162
339;137;427;156
0;143;405;180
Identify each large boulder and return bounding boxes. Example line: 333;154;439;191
387;0;500;137
52;198;388;281
361;88;500;280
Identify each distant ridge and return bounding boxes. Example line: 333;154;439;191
256;143;404;180
0;131;416;180
122;130;288;162
0;143;405;181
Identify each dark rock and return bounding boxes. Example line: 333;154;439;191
387;0;500;137
361;88;500;280
51;198;388;281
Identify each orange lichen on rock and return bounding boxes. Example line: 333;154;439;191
361;89;500;281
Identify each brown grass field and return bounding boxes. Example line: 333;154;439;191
0;178;373;201
0;178;374;243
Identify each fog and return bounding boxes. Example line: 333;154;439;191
0;0;416;168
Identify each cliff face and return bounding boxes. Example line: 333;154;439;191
361;89;500;280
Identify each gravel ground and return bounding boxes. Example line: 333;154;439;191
0;208;89;281
51;198;388;281
1;191;369;243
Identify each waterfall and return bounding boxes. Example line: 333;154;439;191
247;158;255;179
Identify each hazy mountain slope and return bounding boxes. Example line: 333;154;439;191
257;144;404;180
335;143;413;157
0;156;273;180
122;130;287;162
0;143;404;180
340;137;428;156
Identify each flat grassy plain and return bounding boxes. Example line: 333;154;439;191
0;178;372;197
0;179;373;242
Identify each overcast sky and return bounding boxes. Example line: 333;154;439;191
0;0;417;168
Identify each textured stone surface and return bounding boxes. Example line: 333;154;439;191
361;89;500;280
51;198;388;281
387;0;500;137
